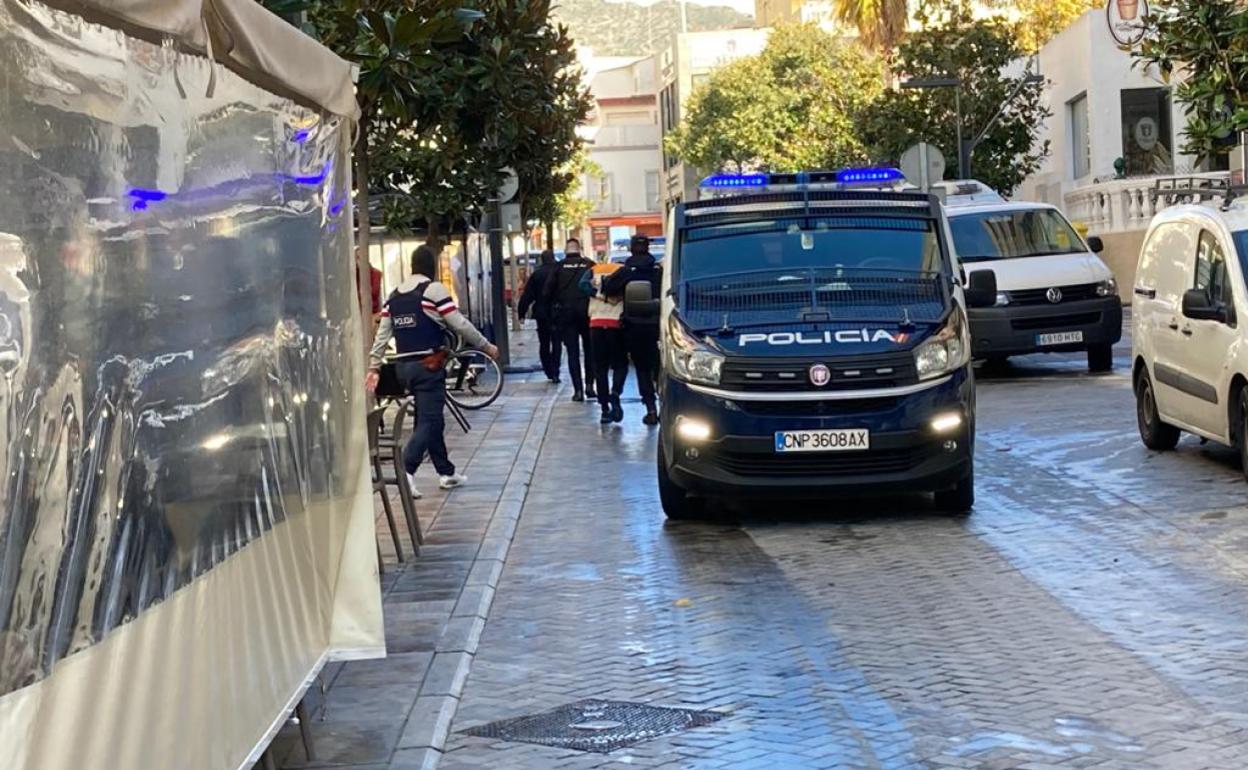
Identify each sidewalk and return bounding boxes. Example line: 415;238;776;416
273;327;558;769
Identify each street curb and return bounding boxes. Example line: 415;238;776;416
402;384;559;767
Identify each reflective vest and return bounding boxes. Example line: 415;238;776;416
386;281;444;356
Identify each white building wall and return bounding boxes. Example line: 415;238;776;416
1018;10;1195;207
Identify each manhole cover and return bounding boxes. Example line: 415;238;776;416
459;699;725;753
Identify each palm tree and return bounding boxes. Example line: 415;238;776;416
833;0;908;56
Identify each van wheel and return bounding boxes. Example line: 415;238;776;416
1237;390;1248;480
934;471;974;514
1088;344;1114;372
658;442;703;520
1136;369;1180;450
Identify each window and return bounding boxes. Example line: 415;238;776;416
949;208;1084;262
645;170;661;211
690;73;710;93
1121;88;1173;176
1195;230;1233;309
1069;94;1090;179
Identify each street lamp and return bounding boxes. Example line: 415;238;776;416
901;73;1045;180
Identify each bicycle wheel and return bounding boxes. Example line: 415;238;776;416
445;349;503;410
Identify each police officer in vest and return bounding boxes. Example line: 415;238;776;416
367;245;499;497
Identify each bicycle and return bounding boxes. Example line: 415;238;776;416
443;335;504;411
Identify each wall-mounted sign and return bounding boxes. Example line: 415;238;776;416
1107;0;1148;47
1134;116;1160;151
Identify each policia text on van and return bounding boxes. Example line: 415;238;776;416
626;169;1000;519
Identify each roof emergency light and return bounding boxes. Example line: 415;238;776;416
835;167;905;185
698;168;908;195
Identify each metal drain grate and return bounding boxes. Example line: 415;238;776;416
459;699;725;753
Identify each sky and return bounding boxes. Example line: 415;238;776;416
613;0;757;18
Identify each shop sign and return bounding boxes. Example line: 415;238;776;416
1107;0;1148;47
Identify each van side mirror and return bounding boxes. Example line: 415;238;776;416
1182;288;1228;323
624;280;659;322
964;269;998;309
1086;235;1104;253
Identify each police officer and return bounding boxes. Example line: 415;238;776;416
605;234;661;425
366;245;499;497
544;238;596;402
516;249;561;383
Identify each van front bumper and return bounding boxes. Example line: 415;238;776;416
660;369;974;499
967;297;1122;357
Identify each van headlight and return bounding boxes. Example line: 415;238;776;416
1096;277;1118;297
913;308;971;381
667;315;723;386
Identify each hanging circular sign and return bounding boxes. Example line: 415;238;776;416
1107;0;1148;47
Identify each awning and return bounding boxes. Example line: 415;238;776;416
38;0;359;119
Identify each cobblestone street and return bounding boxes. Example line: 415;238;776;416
432;341;1248;770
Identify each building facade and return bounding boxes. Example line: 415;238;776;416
658;28;772;211
578;54;664;257
1017;8;1227;300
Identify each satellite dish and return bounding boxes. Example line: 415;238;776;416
495;167;519;204
899;143;946;191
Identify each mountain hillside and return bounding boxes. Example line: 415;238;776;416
554;0;754;55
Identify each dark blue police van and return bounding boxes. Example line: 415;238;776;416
626;169;999;518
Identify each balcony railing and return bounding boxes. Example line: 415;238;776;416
1064;171;1230;233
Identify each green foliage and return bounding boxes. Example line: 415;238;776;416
552;0;751;55
525;148;601;231
1135;0;1248;163
260;0;589;239
1010;0;1100;53
665;25;883;174
861;3;1050;194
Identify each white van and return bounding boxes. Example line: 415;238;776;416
1131;189;1248;473
943;184;1122;371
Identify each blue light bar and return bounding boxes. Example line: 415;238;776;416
835;167;905;184
700;173;769;189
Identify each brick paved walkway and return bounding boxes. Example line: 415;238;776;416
280;330;1248;770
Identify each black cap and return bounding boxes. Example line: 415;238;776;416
629;234;650;251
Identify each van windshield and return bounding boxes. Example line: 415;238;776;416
678;218;941;281
950;208;1085;262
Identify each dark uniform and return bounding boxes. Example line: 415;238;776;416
604;235;662;424
544;251;596;400
517;256;561;382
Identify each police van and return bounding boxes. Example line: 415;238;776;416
626;169;999;518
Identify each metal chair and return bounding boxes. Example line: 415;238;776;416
367;406;406;563
376;398;424;551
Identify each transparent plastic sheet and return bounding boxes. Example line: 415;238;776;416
0;2;380;768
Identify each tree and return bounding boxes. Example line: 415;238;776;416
665;25;883;175
259;0;484;324
1010;0;1101;53
525;148;602;244
861;4;1050;194
1134;0;1248;164
833;0;909;57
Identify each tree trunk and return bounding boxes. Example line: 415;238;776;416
545;219;555;250
426;215;444;255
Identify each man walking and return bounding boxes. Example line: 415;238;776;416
582;255;628;423
605;234;662;425
517;249;561;383
366;245;499;497
544;238;595;402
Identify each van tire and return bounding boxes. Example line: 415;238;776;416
1088;344;1114;372
1136;369;1180;450
934;471;974;514
1237;390;1248;481
658;442;702;520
